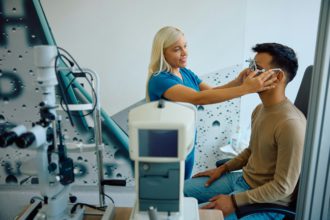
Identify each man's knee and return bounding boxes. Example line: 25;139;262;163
183;178;197;197
184;177;209;202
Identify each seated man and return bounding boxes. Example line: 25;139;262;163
184;43;306;220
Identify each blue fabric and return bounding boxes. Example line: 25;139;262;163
148;68;201;179
184;173;284;220
184;147;195;179
148;68;202;101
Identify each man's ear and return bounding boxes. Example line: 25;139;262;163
276;70;285;83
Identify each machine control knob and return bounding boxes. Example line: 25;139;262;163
142;163;150;171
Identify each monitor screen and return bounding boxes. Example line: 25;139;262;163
138;129;178;157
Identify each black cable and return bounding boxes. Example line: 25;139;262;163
58;53;75;67
55;47;98;118
81;72;98;116
103;193;115;205
73;70;97;117
19;175;32;185
59;73;97;117
69;195;115;215
74;70;97;116
70;203;106;214
57;47;84;73
54;54;75;126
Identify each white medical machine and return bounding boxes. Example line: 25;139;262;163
16;45;84;220
0;45;105;220
128;100;199;220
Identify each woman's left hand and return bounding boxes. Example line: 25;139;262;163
256;69;280;92
234;68;250;86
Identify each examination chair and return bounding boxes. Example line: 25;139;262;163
216;65;313;220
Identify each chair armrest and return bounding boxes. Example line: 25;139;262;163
215;159;296;219
236;203;295;219
215;158;231;167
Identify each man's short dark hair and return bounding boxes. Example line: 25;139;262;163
252;43;298;83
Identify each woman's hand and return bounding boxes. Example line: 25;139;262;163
192;165;227;187
242;69;278;93
257;69;281;92
233;68;250;86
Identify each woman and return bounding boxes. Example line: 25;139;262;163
146;26;277;179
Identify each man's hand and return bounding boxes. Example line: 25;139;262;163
192;165;227;187
200;194;235;217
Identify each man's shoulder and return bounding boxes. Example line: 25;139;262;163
252;100;306;126
275;102;307;133
282;100;306;121
251;103;263;117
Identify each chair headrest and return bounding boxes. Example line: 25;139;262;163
294;65;313;118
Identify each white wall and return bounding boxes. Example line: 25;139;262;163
240;0;321;131
41;0;320;131
41;0;246;115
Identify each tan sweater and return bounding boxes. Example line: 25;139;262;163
225;99;306;206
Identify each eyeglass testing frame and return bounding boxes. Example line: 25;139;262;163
246;58;265;72
245;58;282;75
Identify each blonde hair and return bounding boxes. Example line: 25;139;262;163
145;26;184;102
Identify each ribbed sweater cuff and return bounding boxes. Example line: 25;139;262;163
234;192;250;206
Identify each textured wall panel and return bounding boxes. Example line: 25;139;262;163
193;66;241;174
0;0;240;189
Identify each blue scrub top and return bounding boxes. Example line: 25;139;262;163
148;68;202;101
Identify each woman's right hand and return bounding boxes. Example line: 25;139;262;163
192;165;227;187
242;69;278;93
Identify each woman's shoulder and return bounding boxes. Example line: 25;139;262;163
180;67;194;74
180;67;199;78
150;71;171;79
180;68;201;83
149;71;180;85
